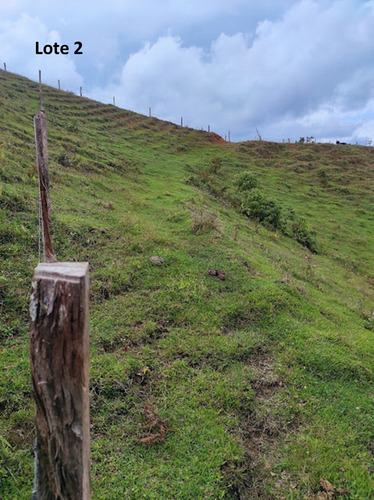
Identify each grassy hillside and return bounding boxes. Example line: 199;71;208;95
0;70;373;499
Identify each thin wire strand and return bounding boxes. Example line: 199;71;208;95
38;191;42;263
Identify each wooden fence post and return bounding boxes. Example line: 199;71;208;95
30;262;91;500
149;107;151;117
208;125;210;133
80;86;82;97
58;80;61;90
3;62;6;71
34;111;56;263
180;116;183;127
113;96;115;106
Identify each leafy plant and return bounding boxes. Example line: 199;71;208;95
209;156;223;174
241;189;281;228
235;171;258;191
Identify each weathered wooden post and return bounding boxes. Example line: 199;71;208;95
113;96;115;106
58;80;61;90
228;130;231;143
30;262;91;499
34;111;56;263
80;86;82;97
149;107;152;117
208;125;210;133
3;62;6;71
180;116;183;127
30;88;91;499
39;70;42;85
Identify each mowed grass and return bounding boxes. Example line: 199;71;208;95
0;71;373;499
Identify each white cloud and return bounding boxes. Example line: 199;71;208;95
88;0;374;142
2;1;374;142
0;13;83;89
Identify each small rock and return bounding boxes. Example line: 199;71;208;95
150;256;164;266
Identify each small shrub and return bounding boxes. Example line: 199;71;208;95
57;150;73;167
190;210;218;234
241;189;281;228
291;219;317;252
235;171;258;191
241;191;317;251
209;156;223;174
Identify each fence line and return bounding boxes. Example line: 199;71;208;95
2;66;226;141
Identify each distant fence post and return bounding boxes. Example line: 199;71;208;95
3;62;6;71
113;96;116;106
58;80;61;90
149;107;151;117
30;262;91;500
80;86;82;97
180;117;183;127
228;131;231;142
39;70;42;85
208;125;210;133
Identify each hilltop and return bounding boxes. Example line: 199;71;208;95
0;70;373;499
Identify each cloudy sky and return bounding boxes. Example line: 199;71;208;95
1;0;374;143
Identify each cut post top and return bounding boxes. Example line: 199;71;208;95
34;262;89;282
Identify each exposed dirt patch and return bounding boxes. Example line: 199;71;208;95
208;132;226;143
6;419;35;449
223;355;289;499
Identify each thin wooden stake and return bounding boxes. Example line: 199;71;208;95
3;62;6;71
80;86;82;97
34;111;56;263
39;70;42;85
30;262;91;500
208;125;210;133
58;80;61;90
113;96;115;106
149;107;151;117
181;116;183;127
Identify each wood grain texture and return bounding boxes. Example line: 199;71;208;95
30;263;90;500
34;111;56;263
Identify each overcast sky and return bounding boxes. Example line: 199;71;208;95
1;0;374;143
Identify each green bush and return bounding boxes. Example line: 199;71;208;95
290;218;317;252
241;189;281;228
209;156;224;174
241;191;317;251
235;171;258;191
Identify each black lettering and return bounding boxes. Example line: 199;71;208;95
35;41;42;54
61;44;69;54
44;44;53;55
74;41;83;55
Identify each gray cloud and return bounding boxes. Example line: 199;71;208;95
87;1;374;142
1;0;374;143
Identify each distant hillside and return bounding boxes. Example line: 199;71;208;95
0;70;373;499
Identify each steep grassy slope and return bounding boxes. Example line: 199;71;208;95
0;70;373;499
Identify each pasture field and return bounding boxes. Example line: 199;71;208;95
0;70;373;499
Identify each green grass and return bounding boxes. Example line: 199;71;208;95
0;70;373;499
